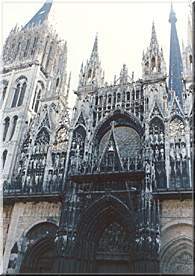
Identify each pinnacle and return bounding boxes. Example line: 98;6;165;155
150;21;158;48
90;33;98;60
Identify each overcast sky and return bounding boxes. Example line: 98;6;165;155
1;0;191;107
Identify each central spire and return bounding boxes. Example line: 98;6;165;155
23;0;53;29
168;3;183;101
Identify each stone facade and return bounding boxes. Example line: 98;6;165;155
3;201;61;273
160;199;193;273
2;0;193;274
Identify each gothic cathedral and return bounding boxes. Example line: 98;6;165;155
1;0;193;274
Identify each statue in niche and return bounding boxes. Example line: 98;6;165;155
159;131;164;143
159;147;164;160
181;143;187;160
155;146;160;161
170;144;175;161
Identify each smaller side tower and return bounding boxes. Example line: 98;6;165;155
142;22;166;81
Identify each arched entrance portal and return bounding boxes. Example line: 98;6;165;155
73;195;135;273
20;238;56;273
19;222;58;273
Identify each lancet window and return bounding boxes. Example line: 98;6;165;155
169;117;189;188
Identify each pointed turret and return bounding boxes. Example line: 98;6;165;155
78;34;104;89
23;0;53;29
150;21;159;50
168;3;183;101
142;22;166;80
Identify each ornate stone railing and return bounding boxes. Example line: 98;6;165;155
69;156;144;177
3;179;63;199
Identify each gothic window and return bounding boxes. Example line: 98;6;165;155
157;56;161;72
151;56;155;71
3;117;10;142
149;118;166;188
145;61;149;67
88;68;92;78
132;90;135;101
1;80;8;103
24;39;30;57
108;95;112;104
9;116;18;141
98;126;141;172
11;83;20;107
169;117;189;188
169;117;185;139
15;42;21;58
45;43;53;70
3;150;8;169
117;93;121;102
34;89;41;113
17;82;27;106
93;112;97;127
11;77;27;107
189;54;192;64
31;37;38;55
149;117;164;138
56;77;60;88
95;96;98;105
32;81;44;113
71;126;86;159
126;92;130;101
99;96;103;105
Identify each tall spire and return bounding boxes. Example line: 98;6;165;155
23;0;53;29
168;3;183;100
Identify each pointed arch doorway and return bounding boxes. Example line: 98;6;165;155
20;238;56;273
19;222;58;273
73;195;135;273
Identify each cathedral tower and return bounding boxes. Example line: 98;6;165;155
1;0;67;183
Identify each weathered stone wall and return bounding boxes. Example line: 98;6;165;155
3;201;61;274
3;204;13;252
160;199;193;274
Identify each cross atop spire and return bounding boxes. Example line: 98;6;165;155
23;0;53;29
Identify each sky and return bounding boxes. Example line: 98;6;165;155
1;0;191;108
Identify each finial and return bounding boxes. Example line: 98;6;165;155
150;21;158;48
91;33;98;57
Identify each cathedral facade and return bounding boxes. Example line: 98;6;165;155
1;0;193;274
